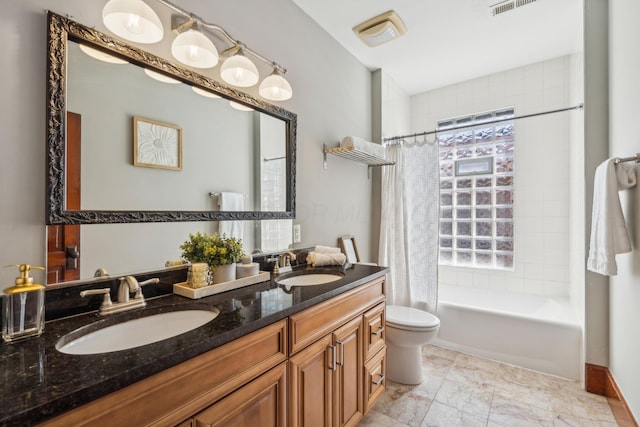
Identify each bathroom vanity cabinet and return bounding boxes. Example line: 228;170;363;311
39;319;289;427
289;276;386;427
37;276;386;427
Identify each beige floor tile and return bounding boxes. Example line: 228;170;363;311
420;401;488;427
433;378;494;420
375;388;434;426
364;345;620;427
553;412;619;427
360;409;411;426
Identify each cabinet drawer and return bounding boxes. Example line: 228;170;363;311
363;346;386;414
363;302;385;362
289;277;385;355
192;362;287;427
40;320;287;427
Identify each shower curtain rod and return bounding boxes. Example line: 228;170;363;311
383;103;584;144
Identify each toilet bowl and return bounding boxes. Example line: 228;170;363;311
385;305;440;385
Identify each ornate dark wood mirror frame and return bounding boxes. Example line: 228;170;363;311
46;12;296;225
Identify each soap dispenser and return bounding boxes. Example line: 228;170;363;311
3;264;45;343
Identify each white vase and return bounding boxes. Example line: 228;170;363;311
212;263;236;284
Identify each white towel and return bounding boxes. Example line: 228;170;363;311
587;159;636;276
341;136;386;158
306;251;346;267
314;245;341;254
218;192;244;241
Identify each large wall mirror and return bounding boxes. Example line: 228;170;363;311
45;12;296;285
46;12;296;224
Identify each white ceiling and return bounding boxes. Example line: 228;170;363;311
292;0;583;95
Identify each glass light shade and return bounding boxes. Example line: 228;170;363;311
229;101;254;111
79;44;128;64
144;68;181;84
102;0;164;44
220;52;259;87
171;29;219;69
192;86;221;98
259;71;293;101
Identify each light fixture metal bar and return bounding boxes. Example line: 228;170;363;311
154;0;287;74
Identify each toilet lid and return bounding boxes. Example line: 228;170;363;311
386;305;440;329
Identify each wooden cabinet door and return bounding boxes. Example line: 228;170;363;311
333;316;363;427
192;362;287;427
289;334;334;427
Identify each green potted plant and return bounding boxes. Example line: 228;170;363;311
180;232;244;284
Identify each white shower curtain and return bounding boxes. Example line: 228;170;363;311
379;140;439;313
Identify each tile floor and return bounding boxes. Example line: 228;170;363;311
360;345;619;427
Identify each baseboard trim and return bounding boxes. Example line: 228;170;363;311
585;363;638;427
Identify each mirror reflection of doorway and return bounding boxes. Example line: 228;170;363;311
46;112;81;284
255;114;292;252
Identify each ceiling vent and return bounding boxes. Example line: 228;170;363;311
353;10;407;47
489;0;537;16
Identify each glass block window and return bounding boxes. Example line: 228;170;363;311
438;108;514;270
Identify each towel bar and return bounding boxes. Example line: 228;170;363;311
614;154;640;164
209;192;247;198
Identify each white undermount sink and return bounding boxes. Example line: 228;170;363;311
276;273;343;287
56;308;220;355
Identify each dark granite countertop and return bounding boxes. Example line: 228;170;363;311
0;264;388;426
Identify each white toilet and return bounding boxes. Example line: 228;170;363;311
385;305;440;385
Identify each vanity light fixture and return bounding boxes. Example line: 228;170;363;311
259;67;293;101
192;86;221;98
79;44;128;64
101;0;293;101
220;46;259;87
171;27;219;69
102;0;164;44
144;68;181;84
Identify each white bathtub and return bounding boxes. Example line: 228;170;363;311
432;285;583;380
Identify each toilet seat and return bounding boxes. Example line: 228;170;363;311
386;305;440;332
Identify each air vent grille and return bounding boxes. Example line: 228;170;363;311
489;0;537;16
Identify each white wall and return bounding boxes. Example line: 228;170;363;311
568;52;586;334
370;71;411;262
583;0;610;371
0;0;374;285
412;57;580;298
608;0;640;419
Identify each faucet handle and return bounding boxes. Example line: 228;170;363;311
133;278;159;300
80;288;113;309
139;278;160;286
268;257;280;274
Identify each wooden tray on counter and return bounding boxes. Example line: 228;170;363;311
173;271;271;299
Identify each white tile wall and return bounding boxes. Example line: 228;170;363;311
413;56;578;298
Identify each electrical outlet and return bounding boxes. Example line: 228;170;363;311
293;224;301;243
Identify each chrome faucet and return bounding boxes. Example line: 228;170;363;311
80;276;159;316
